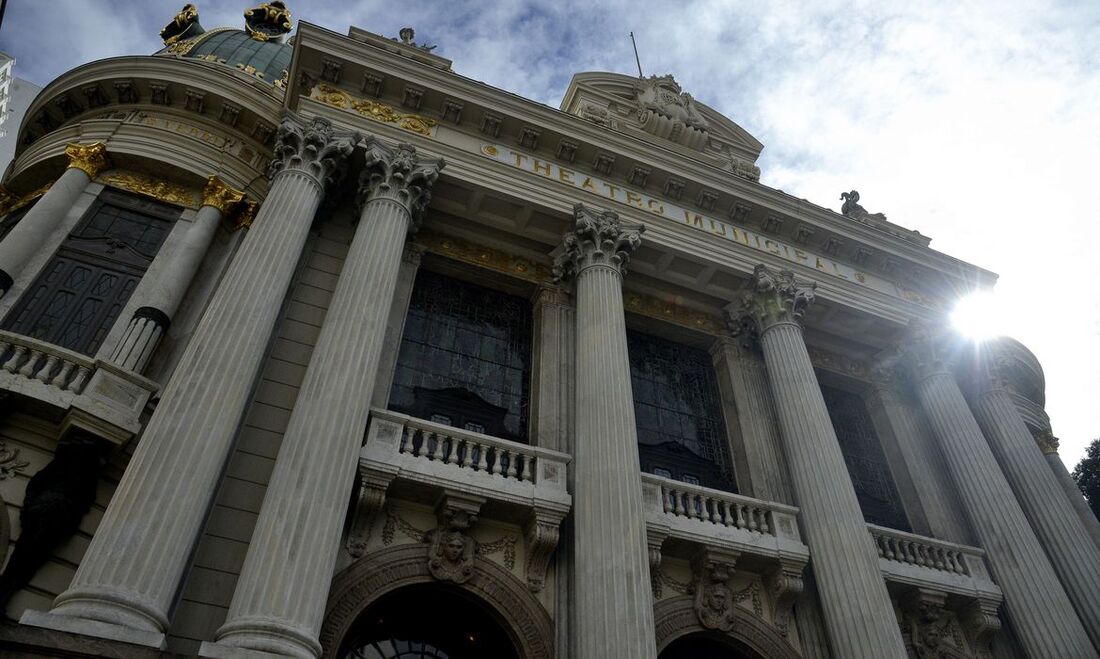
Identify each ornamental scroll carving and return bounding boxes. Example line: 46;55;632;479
269;114;358;191
524;511;563;592
552;203;644;281
740;263;817;331
357;139;444;230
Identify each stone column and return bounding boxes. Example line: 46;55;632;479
553;204;655;659
865;372;972;543
20;115;356;649
0;142;109;297
369;243;424;409
901;324;1097;658
739;264;907;659
967;356;1100;649
108;176;246;373
710;332;792;504
531;284;575;454
1038;431;1100;550
204;140;443;658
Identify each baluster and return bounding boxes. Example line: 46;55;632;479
915;544;929;567
490;448;503;475
36;354;59;382
875;536;887;558
476;444;489;471
746;506;759;532
3;344;27;372
660;487;671;513
503;451;516;479
443;436;458;464
69;365;91;392
692;494;703;520
18;349;43;377
519;454;533;482
673;490;685;516
932;547;945;571
884;538;897;561
734;503;746;529
758;510;772;535
51;361;75;388
720;501;732;526
460;439;474;467
0;341;10;364
708;497;721;524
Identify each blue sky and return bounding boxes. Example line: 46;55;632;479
2;1;1099;466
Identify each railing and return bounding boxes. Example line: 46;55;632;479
653;477;781;537
0;332;94;394
869;524;972;576
0;330;159;444
394;415;538;485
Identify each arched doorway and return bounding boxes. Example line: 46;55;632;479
337;584;518;659
659;631;758;659
321;544;553;659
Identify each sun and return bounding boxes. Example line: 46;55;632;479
951;291;1007;340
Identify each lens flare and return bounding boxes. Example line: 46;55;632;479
951;291;1006;339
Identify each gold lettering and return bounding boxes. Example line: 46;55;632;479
764;239;781;255
625;191;644;208
532;159;552;177
781;244;791;258
512;152;528;168
831;262;849;279
794;249;808;262
558;168;575;185
581;177;598;193
602;182;620;199
815;258;829;272
647;198;665;215
683;211;705;228
708;219;727;236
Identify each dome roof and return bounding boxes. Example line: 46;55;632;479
158;29;292;87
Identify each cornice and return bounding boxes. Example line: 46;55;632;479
289;22;997;294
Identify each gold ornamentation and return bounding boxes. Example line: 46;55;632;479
98;171;201;209
0;186;15;213
274;69;289;90
161;3;199;45
201;175;245;214
0;441;30;480
244;1;293;42
312;83;437;137
231;200;259;231
1;183;52;215
624;291;724;335
418;230;552;283
65;142;110;178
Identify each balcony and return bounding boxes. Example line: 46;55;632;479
869;524;1001;601
352;409;572;591
0;330;157;443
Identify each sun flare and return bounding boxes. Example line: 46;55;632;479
951;291;1008;340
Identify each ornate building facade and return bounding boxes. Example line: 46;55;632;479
0;4;1098;658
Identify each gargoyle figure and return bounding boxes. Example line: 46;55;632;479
0;431;108;606
840;190;888;222
244;1;293;42
160;4;204;45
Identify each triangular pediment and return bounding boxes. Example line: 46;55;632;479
561;71;764;181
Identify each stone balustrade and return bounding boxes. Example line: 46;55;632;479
868;523;1001;601
641;473;809;565
0;330;158;444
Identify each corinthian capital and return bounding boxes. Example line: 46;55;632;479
201;175;245;214
552;203;644;281
65;142;110;178
898;320;959;383
740;264;816;332
268;113;358;191
357;139;445;229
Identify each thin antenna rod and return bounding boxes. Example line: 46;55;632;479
630;32;643;78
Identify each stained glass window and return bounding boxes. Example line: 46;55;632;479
389;270;532;441
820;384;911;531
627;329;735;491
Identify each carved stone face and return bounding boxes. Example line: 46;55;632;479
706;582;730;612
443;534;466;563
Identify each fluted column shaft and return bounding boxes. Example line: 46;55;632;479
0;143;108;297
20;116;355;649
556;204;655;659
910;354;1096;657
740;264;906;658
1045;450;1100;550
207;141;442;658
109;176;243;373
970;382;1100;649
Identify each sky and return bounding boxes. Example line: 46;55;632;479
1;1;1098;467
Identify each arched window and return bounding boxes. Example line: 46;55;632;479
389;270;532;442
1;188;178;355
338;584;518;659
660;632;759;659
627;329;735;492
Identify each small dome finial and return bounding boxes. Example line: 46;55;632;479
244;1;293;42
160;4;204;45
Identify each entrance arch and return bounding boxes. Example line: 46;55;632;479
321;544;553;659
654;596;800;659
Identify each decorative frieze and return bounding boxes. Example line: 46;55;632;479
418;230;552;283
623;291;724;335
97;170;200;209
312;82;436;137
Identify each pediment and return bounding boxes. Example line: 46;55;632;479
561;71;764;181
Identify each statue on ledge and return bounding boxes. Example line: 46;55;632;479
244;1;293;42
840;190;887;222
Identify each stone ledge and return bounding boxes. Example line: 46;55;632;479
0;619;171;658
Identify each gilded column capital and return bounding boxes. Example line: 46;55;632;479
1033;428;1060;455
201;175;246;215
739;264;816;333
356;139;445;229
552;203;644;281
65;142;110;178
268;113;358;191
